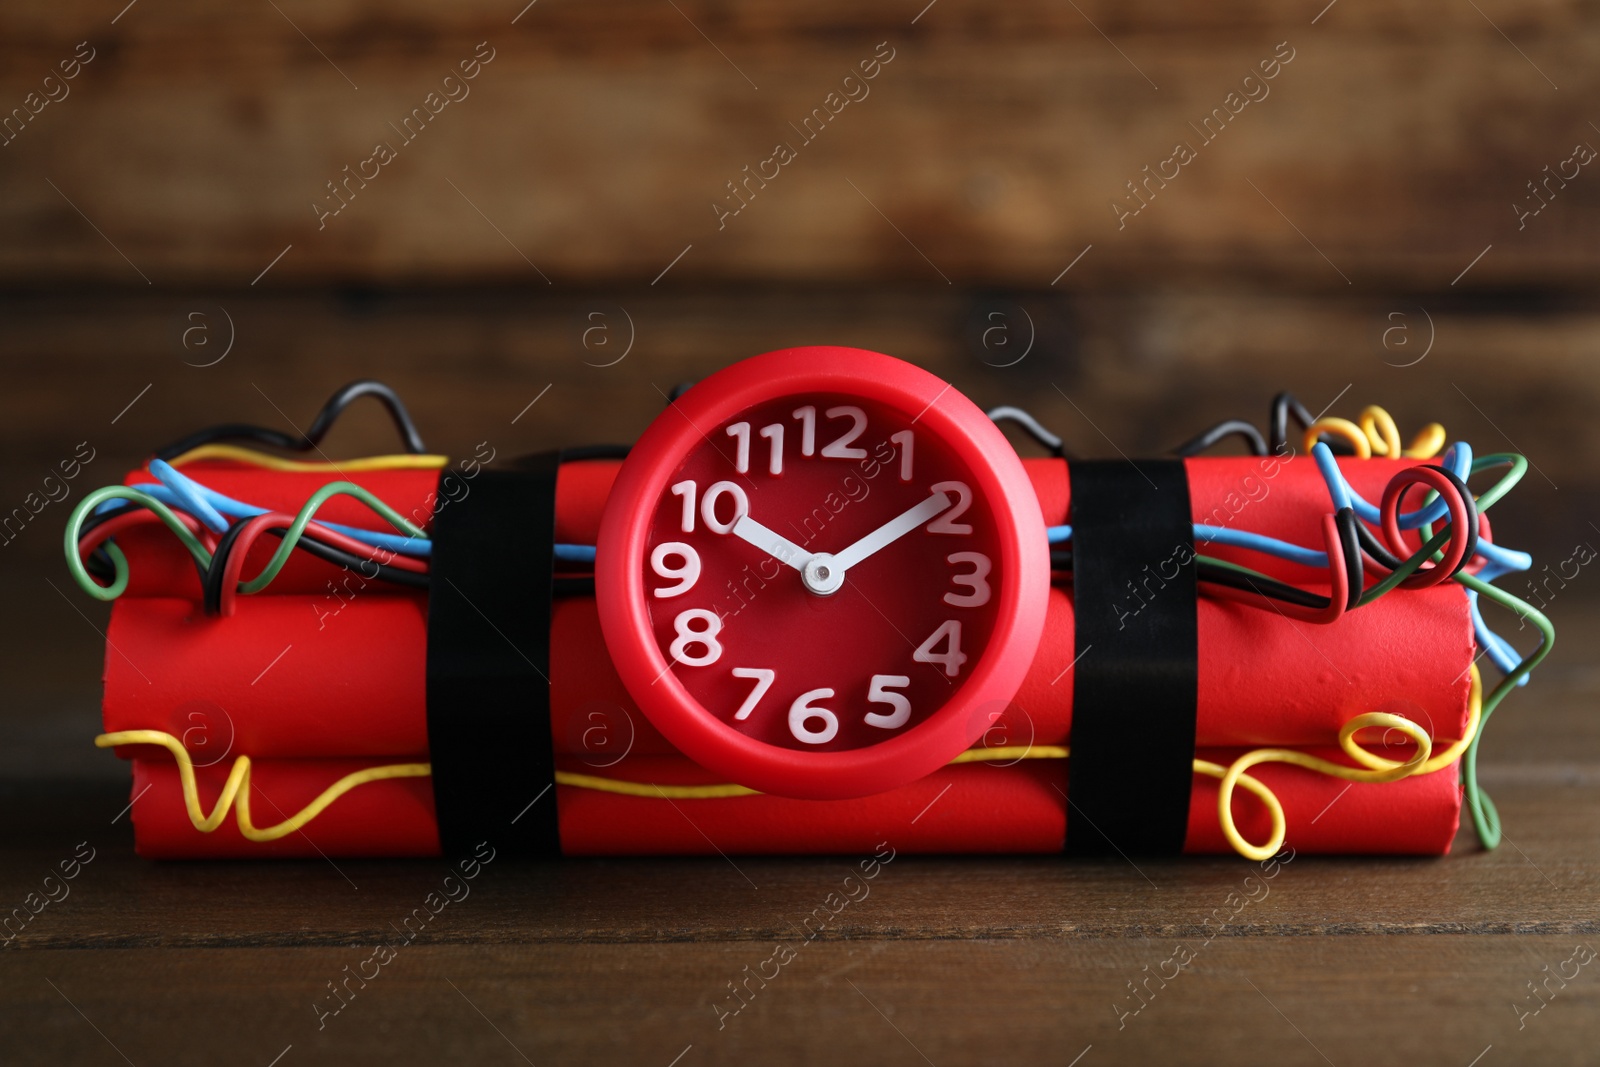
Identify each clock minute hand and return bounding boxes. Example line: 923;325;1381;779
829;491;954;574
730;514;814;572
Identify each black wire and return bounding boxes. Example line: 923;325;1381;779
1334;507;1363;611
77;501;208;588
557;444;631;461
1269;391;1316;455
666;382;696;403
1176;392;1361;458
1172;419;1268;457
1355;518;1405;571
201;520;429;615
554;576;596;597
152;380;428;461
1048;549;1333;610
986;406;1072;459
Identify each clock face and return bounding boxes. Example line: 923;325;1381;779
596;347;1048;799
641;392;1003;753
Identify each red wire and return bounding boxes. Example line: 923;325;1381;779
1200;512;1350;624
77;508;209;561
1380;467;1471;590
218;512;428;616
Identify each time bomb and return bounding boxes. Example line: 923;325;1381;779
68;348;1551;860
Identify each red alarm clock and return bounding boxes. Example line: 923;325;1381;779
595;347;1049;799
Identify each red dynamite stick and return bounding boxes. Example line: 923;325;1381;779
109;456;1478;593
102;581;1472;760
122;748;1460;859
101;456;1473;756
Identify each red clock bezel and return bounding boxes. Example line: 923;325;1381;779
594;346;1049;799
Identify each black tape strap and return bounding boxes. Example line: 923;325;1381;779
1065;459;1198;856
426;451;562;857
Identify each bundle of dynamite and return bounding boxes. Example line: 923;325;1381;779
65;349;1551;861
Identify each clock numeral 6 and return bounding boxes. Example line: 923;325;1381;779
650;542;701;598
913;620;967;677
864;674;912;730
789;688;839;745
944;551;992;608
669;608;724;667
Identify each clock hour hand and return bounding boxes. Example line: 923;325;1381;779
829;490;954;574
730;514;814;571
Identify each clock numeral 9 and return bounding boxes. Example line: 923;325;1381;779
668;479;750;534
669;608;724;667
944;552;991;608
650;542;701;598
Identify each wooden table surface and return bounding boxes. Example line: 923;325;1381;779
3;601;1595;1067
4;0;1599;1061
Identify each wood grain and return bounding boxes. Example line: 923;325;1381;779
0;1;1596;286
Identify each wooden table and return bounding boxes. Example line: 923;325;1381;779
4;602;1595;1067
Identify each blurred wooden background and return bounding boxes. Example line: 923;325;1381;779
2;2;1597;1064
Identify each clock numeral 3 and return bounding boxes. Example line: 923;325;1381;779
944;551;991;607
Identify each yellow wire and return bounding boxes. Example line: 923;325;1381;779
95;731;431;842
99;668;1480;858
554;771;760;798
1211;665;1482;860
1359;406;1404;457
166;443;450;471
1304;416;1371;458
1402;423;1447;459
1305;405;1447;461
949;744;1070;763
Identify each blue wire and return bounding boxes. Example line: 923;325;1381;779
146;460;230;533
107;463;608;565
107;466;433;557
1192;524;1330;568
122;446;1540;685
1313;441;1472;528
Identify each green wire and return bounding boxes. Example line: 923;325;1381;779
236;482;427;594
64;487;214;601
1455;572;1553;850
62;481;427;602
